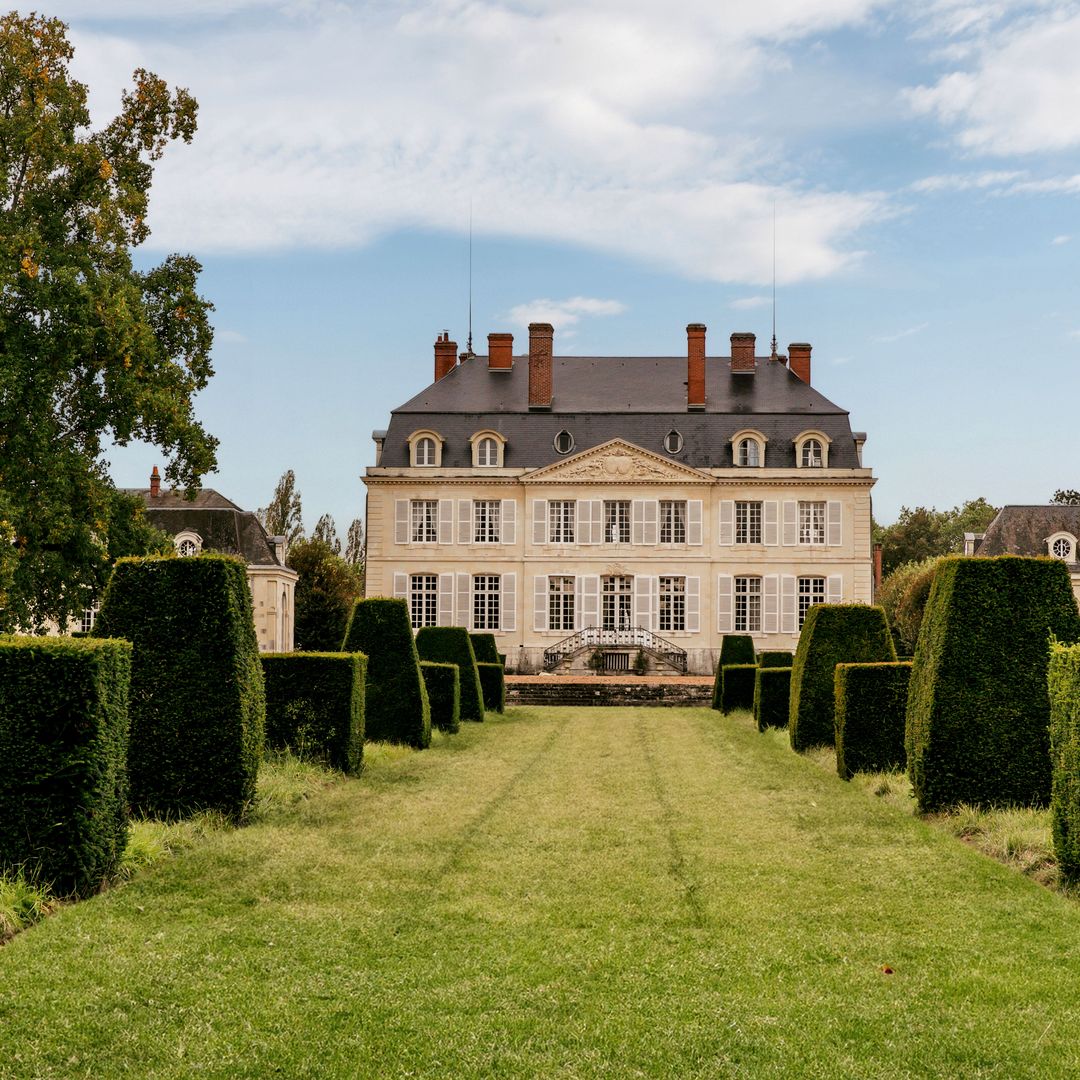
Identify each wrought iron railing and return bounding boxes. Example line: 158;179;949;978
543;626;688;673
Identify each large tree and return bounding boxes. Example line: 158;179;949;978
876;498;998;577
1052;490;1080;506
258;469;304;547
0;12;217;631
287;537;363;652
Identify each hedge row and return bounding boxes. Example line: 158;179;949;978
421;661;461;734
415;627;484;722
720;664;756;714
469;633;501;665
477;662;505;713
758;651;793;668
1049;643;1080;882
0;637;132;898
262;652;366;773
754;667;791;732
834;662;911;781
711;635;756;710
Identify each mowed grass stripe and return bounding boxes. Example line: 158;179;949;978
1;707;1080;1078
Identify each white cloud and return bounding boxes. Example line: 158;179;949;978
1005;174;1080;195
729;295;773;309
909;170;1024;192
1052;234;1071;245
506;296;626;333
215;328;248;344
873;322;929;343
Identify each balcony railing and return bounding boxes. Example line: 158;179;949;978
543;626;688;673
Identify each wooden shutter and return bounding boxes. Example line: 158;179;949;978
590;501;602;544
827;501;842;547
632;500;645;545
827;574;843;604
574;575;584;630
764;501;779;546
501;573;516;632
393;572;408;599
532;499;547;545
572;500;587;545
687;500;703;546
456;572;471;628
644;500;659;545
395;500;409;545
501;499;516;545
634;576;655;630
716;574;733;632
438;500;453;545
686;576;700;633
763;574;779;634
581;575;600;627
782;500;798;546
719;500;734;546
457;500;472;545
437;573;454;626
533;575;548;632
781;575;797;633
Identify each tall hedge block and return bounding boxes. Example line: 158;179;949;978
1049;643;1080;882
907;556;1080;813
469;633;501;665
721;664;757;714
95;556;265;820
712;636;757;710
835;662;912;780
755;667;791;732
262;652;366;773
477;661;506;713
759;650;793;668
342;598;431;748
789;604;896;752
420;661;460;734
0;637;131;898
415;627;485;721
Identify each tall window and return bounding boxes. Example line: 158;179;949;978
660;500;687;544
801;439;823;467
737;438;760;466
659;577;686;632
549;576;575;631
549;500;575;543
735;501;762;544
410;574;437;628
602;575;633;630
798;501;826;545
734;576;762;632
473;575;501;630
410;499;438;543
79;603;99;634
415;437;436;466
798;576;826;628
477;437;499;466
604;500;630;544
474;500;501;543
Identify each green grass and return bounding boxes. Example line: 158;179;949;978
4;707;1080;1077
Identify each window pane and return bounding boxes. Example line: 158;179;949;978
411;499;437;542
474;500;501;543
659;576;686;632
549;501;575;543
603;501;630;543
660;501;687;544
473;575;501;630
548;576;575;631
798;501;825;544
798;576;826;628
735;501;762;544
410;574;438;628
734;576;762;632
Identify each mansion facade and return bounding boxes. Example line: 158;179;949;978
363;324;875;674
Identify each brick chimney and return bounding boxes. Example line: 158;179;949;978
528;322;554;409
434;331;457;381
687;323;706;410
149;466;161;498
731;332;756;372
488;332;513;371
789;342;811;384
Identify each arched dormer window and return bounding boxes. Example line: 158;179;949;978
554;430;575;455
731;429;767;468
1048;532;1077;562
175;530;202;557
470;430;506;468
408;430;443;467
795;430;832;468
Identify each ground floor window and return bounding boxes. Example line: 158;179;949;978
409;574;437;628
798;576;826;628
602;575;633;630
79;603;99;634
658;576;686;632
549;576;575;632
734;576;762;632
473;575;501;630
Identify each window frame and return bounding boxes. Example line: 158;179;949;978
794;430;832;469
663;429;683;455
548;576;576;632
175;530;202;557
410;499;438;544
549;500;576;544
1048;532;1077;562
408;429;444;468
659;500;687;545
603;500;631;544
409;573;438;628
470;430;506;468
731;429;767;468
658;576;686;632
734;576;762;632
473;499;501;544
735;500;763;544
798;500;826;545
553;430;575;455
473;574;501;631
798;576;826;628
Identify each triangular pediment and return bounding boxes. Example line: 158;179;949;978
524;439;711;484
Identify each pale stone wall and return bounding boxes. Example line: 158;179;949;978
247;566;297;653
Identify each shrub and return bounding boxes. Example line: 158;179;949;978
759;650;793;668
789;604;895;752
420;661;460;734
712;636;757;709
721;664;756;714
1049;643;1080;881
879;556;947;654
908;556;1080;813
834;662;912;781
0;636;131;897
415;627;485;722
477;662;506;713
754;667;791;732
261;652;366;772
95;555;265;820
469;633;500;665
587;647;604;674
341;598;430;748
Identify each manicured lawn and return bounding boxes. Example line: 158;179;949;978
3;706;1080;1078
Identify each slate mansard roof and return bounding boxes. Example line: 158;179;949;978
976;505;1080;568
379;351;864;470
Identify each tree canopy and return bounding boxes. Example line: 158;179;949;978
0;12;217;630
287;537;363;652
258;469;304;547
1052;490;1080;506
875;498;998;577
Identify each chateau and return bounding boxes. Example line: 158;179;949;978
363;324;875;674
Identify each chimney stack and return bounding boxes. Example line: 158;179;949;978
434;331;457;381
789;342;812;384
488;332;513;371
731;332;756;372
873;542;883;596
528;322;554;409
149;466;161;498
687;323;706;410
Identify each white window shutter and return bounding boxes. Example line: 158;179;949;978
634;576;653;629
438;500;453;545
716;574;733;633
393;572;408;599
438;573;454;626
395;500;409;545
575;499;590;545
456;572;471;627
582;575;600;627
781;575;797;633
502;499;517;545
632;500;645;545
782;501;798;546
644;501;659;545
827;501;842;547
719;500;734;546
827;574;843;604
501;573;516;632
574;575;584;630
533;575;548;632
457;500;472;545
686;576;700;633
532;499;547;545
687;501;703;546
590;500;603;544
763;574;779;634
764;501;779;546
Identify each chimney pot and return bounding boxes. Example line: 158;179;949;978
434;332;458;381
528;322;554;409
731;332;756;372
149;466;160;498
687;323;706;410
488;332;514;371
789;342;812;384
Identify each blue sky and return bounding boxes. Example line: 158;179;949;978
35;0;1080;536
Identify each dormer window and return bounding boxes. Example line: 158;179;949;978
416;437;436;465
795;431;832;468
801;439;823;467
408;430;443;467
175;530;202;557
663;430;683;454
1049;532;1077;561
470;431;506;468
731;430;766;467
738;439;759;466
554;430;574;455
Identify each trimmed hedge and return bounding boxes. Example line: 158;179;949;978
759;650;793;668
262;652;366;772
789;604;896;752
420;661;460;734
415;627;484;722
469;633;501;665
754;667;791;731
95;555;265;820
477;661;506;713
721;664;757;714
834;661;912;781
712;635;757;709
0;637;131;898
1049;643;1080;881
907;556;1080;813
342;598;430;748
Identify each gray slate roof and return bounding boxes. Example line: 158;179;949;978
381;353;861;469
977;505;1080;569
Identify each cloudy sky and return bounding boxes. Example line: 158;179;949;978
38;0;1080;534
